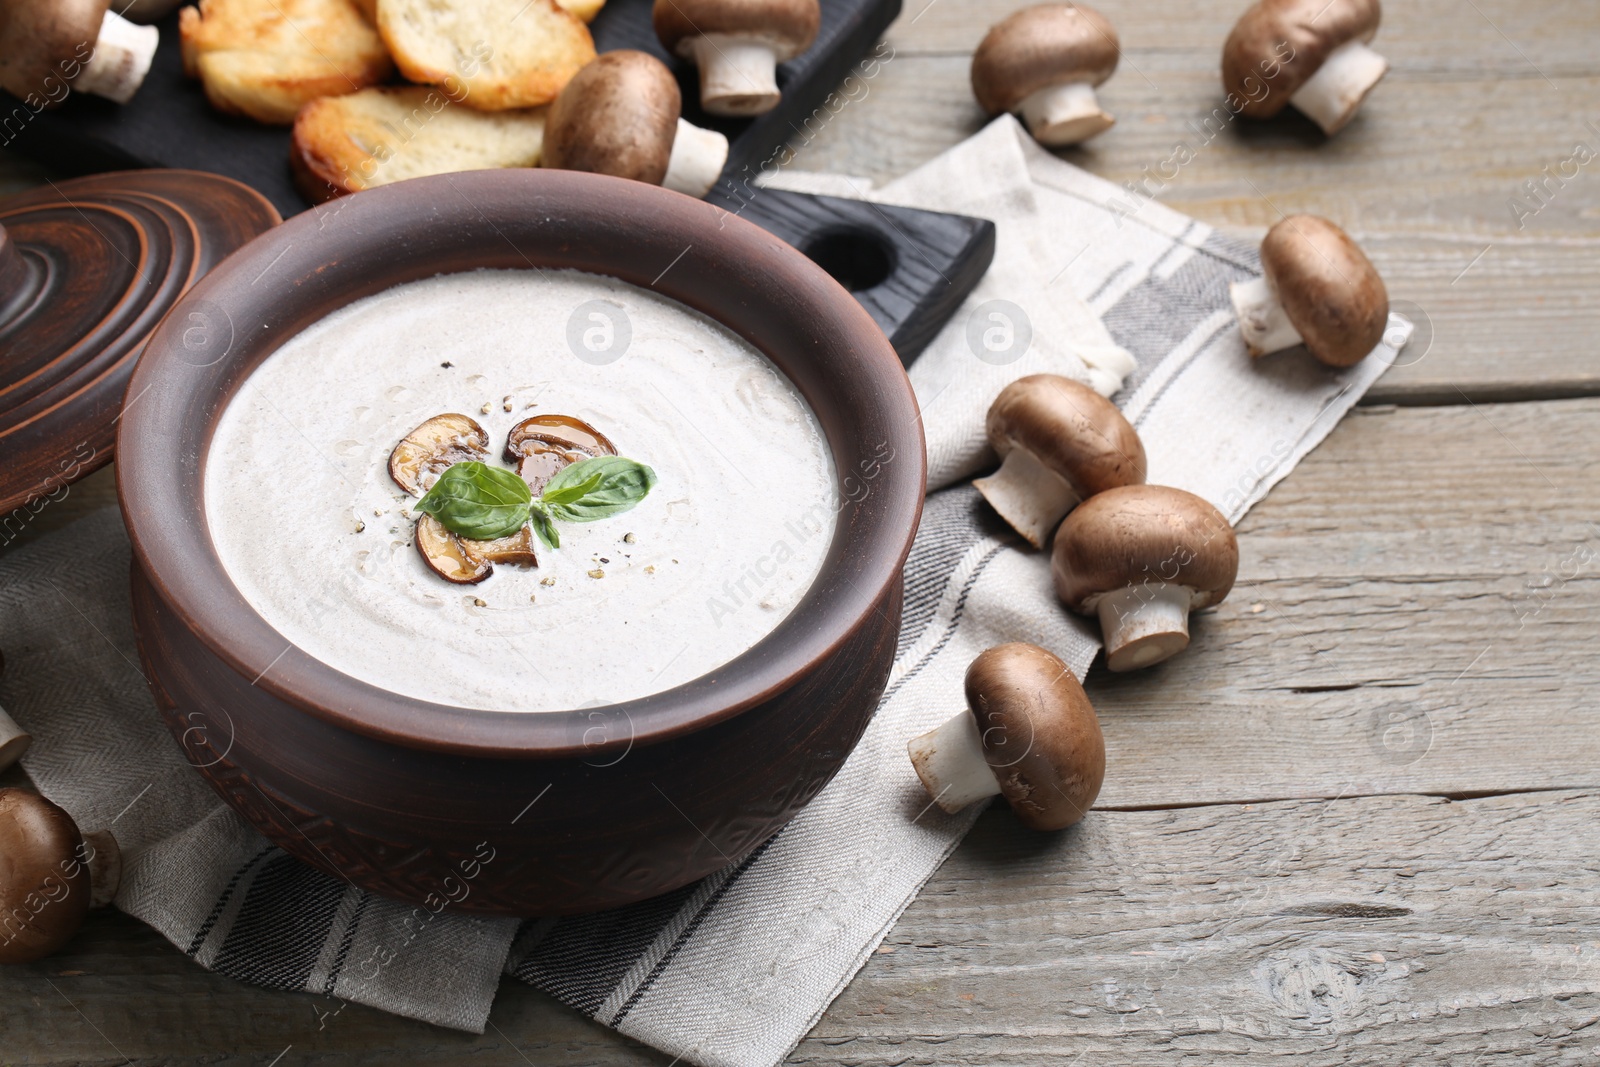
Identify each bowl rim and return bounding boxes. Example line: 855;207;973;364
116;170;925;760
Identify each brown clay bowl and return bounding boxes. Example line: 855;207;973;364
116;170;924;916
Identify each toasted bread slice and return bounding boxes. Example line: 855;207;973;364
377;0;595;111
559;0;606;22
291;86;547;203
179;0;392;124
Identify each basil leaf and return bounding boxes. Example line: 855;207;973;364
416;461;532;540
528;502;561;550
541;456;657;523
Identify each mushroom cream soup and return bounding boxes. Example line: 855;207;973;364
205;269;837;711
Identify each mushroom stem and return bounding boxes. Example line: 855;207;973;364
1229;275;1303;357
1288;40;1388;136
0;706;31;773
80;830;122;909
1096;582;1195;672
72;10;160;105
907;710;1001;814
1016;81;1114;146
973;446;1082;550
663;118;729;198
688;35;781;117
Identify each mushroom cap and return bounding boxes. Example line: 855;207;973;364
653;0;820;62
971;3;1120;116
1261;214;1388;368
985;374;1146;497
1051;484;1238;612
966;643;1104;831
0;0;108;101
0;789;91;964
543;51;681;186
1222;0;1381;118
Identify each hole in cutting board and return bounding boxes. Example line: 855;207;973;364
801;228;895;292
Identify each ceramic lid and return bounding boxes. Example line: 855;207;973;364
0;169;278;515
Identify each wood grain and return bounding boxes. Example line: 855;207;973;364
781;0;1600;404
803;789;1600;1065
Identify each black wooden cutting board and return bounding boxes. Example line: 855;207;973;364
2;0;993;361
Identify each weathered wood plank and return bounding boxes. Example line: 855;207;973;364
891;0;1600;74
799;788;1600;1065
1090;396;1600;806
785;30;1600;403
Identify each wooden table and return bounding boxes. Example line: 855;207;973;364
5;0;1599;1061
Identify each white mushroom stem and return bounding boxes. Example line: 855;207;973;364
973;447;1081;550
1017;81;1114;146
907;710;1000;814
80;830;122;908
663;118;729;198
1229;275;1303;358
73;10;160;105
687;35;781;117
0;705;32;772
1095;582;1196;672
1289;40;1388;136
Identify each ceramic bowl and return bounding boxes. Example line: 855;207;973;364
117;170;924;915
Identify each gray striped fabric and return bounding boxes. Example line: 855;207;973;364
0;116;1409;1064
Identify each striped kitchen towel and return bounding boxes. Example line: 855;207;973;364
0;115;1409;1062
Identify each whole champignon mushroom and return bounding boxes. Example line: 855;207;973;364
1223;0;1387;136
542;51;729;199
0;789;122;964
974;374;1145;550
1052;485;1238;672
1229;214;1388;368
907;643;1104;829
0;0;159;106
971;3;1120;147
652;0;819;117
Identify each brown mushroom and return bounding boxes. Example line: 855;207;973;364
1222;0;1387;136
1229;214;1388;368
388;413;491;496
543;51;729;198
971;3;1120;146
653;0;819;117
0;789;121;964
0;0;159;106
415;515;538;584
504;413;617;496
1052;485;1238;672
907;643;1104;830
973;374;1145;549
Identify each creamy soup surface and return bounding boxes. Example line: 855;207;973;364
205;269;837;711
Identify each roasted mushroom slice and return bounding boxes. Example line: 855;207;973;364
462;526;540;569
416;515;538;584
505;414;617;495
389;413;491;496
416;514;492;584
